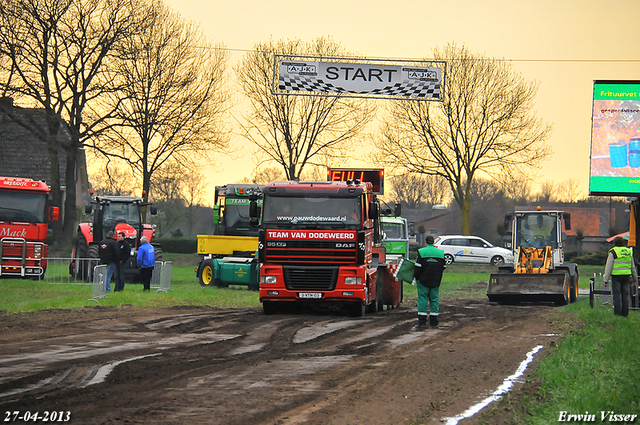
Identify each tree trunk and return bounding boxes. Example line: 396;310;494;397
460;198;471;236
60;145;77;248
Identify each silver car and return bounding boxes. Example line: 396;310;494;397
433;235;513;266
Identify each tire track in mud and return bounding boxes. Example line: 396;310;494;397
0;301;564;425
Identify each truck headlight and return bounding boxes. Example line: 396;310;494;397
344;277;361;285
261;275;277;284
34;245;42;259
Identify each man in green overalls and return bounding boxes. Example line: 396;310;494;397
413;235;446;328
603;236;638;317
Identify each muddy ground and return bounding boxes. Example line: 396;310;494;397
0;298;567;424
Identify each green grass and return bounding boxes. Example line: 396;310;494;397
0;254;261;313
515;299;640;424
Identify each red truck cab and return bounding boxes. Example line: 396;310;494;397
255;179;396;316
0;177;59;278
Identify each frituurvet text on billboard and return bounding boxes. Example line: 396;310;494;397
273;55;446;101
589;80;640;196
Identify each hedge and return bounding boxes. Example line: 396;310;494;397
157;238;197;254
564;250;608;265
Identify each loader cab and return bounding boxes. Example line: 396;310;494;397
511;210;570;268
516;212;559;250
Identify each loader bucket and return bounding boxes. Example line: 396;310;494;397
487;271;570;305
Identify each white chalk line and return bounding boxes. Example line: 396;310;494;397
440;344;543;425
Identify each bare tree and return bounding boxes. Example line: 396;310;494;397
376;43;552;235
389;174;450;209
235;37;375;180
238;167;287;185
500;174;533;202
88;163;137;196
0;0;141;245
556;178;584;203
92;0;230;213
536;180;556;203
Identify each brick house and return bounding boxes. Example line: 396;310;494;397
0;97;90;209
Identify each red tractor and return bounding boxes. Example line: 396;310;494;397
71;196;161;281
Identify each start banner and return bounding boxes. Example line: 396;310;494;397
274;55;446;101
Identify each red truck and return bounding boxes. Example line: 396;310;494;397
0;176;59;278
250;169;402;316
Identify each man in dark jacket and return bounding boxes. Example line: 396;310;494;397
114;231;131;292
98;231;119;293
413;235;446;328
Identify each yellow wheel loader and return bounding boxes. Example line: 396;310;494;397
487;209;579;305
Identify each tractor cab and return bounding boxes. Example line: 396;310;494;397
71;196;159;281
84;196;157;248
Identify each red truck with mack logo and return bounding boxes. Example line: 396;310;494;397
0;176;59;278
252;175;402;316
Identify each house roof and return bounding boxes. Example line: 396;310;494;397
0;98;71;186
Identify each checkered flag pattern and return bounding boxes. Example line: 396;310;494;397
279;76;441;99
387;263;400;278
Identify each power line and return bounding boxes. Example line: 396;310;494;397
196;45;640;63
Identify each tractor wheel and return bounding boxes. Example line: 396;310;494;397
154;245;163;262
199;260;215;287
74;233;89;280
555;272;570;305
570;269;579;303
86;244;100;282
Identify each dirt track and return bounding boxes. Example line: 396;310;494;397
0;298;566;424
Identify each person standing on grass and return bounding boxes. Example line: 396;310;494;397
137;236;155;292
98;231;119;293
114;231;131;292
603;236;638;317
413;234;446;328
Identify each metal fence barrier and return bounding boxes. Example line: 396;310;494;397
590;272;640;310
151;261;173;293
38;257;173;299
89;265;108;304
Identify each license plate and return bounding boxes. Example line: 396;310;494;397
298;292;323;299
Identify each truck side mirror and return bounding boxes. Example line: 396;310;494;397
249;194;259;226
149;205;158;215
368;202;379;219
563;213;571;230
48;206;59;222
394;203;401;217
504;213;513;232
85;204;92;214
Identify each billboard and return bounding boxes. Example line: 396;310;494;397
273;55;446;101
589;80;640;196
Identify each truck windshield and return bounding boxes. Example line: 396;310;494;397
223;199;259;236
515;214;558;249
262;196;361;227
382;222;406;239
0;191;47;223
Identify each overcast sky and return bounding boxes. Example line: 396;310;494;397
165;0;640;203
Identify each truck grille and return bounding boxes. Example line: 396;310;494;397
265;241;357;265
283;265;338;291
